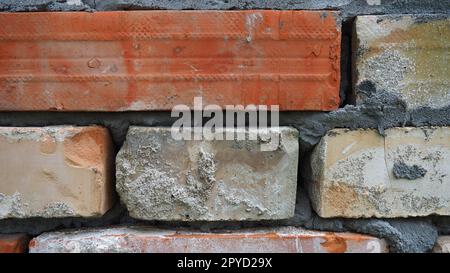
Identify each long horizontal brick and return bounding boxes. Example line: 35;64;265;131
29;227;388;253
0;126;114;218
116;127;299;221
353;15;449;109
0;234;29;253
433;236;450;253
0;11;340;111
309;127;450;218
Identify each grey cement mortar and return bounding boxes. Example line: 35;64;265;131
1;1;449;19
433;217;450;235
392;161;427;180
0;0;92;11
0;203;125;236
0;0;449;253
344;218;438;253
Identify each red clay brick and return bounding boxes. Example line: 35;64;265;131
0;11;340;111
29;227;388;253
0;234;29;253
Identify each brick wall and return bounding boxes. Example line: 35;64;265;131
0;0;449;253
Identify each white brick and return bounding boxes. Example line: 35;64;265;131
116;127;299;221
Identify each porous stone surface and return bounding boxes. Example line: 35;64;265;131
1;1;448;19
29;226;388;253
353;15;450;110
116;127;299;221
0;0;91;11
0;126;114;218
432;236;450;253
309;127;450;218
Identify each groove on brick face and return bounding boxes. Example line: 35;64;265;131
0;11;341;111
29;227;388;253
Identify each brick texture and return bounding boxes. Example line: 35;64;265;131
0;234;29;253
0;126;114;218
116;127;299;221
353;15;450;109
29;227;388;253
309;127;450;218
0;11;340;111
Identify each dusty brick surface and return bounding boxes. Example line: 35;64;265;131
0;234;29;253
116;127;299;221
29;227;388;253
309;127;450;218
0;11;340;111
432;236;450;253
0;126;114;218
353;15;450;109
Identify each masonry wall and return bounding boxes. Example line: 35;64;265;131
0;0;449;253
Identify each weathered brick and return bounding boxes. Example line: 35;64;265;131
116;127;298;221
0;126;114;218
309;127;450;218
0;234;29;253
433;236;450;253
353;15;449;109
29;227;388;253
0;11;340;111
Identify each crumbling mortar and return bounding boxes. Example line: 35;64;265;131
1;1;449;19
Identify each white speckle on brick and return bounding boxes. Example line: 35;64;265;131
29;227;389;253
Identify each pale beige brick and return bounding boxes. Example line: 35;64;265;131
353;15;450;109
0;126;114;218
309;127;450;218
116;127;299;221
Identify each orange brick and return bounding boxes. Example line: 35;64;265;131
0;11;340;111
29;227;387;253
0;234;29;253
